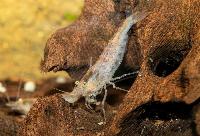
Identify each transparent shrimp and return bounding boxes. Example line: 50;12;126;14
62;11;148;114
6;98;36;115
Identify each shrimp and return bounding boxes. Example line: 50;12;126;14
62;11;148;108
6;98;37;115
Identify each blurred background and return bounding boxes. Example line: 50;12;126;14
0;0;84;81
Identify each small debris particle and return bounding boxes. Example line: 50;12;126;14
149;57;154;62
154;120;164;126
97;132;105;136
77;127;85;130
56;76;67;84
24;81;36;92
98;122;104;125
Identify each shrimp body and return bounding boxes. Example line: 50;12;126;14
62;11;148;104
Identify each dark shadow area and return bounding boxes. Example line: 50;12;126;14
148;40;191;77
118;101;198;136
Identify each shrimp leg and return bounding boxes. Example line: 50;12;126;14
111;71;139;82
108;82;128;92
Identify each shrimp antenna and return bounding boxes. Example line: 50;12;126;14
17;78;23;100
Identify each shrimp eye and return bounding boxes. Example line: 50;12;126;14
82;82;87;87
89;95;95;99
75;81;79;86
